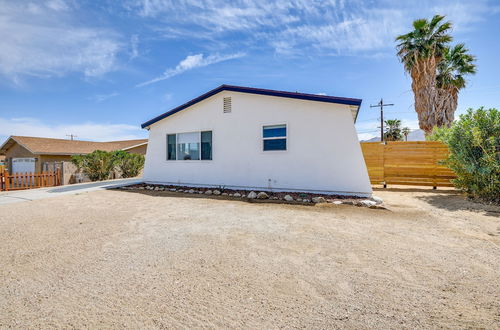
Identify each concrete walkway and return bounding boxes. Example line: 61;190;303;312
0;178;142;205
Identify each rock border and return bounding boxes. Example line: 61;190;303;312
119;184;385;209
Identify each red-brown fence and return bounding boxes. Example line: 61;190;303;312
361;141;456;188
0;169;61;191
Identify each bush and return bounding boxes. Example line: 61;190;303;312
113;150;145;178
72;150;145;181
72;150;117;181
430;107;499;203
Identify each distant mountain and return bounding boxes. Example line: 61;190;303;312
361;129;425;142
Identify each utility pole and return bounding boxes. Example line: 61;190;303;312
370;98;394;142
66;134;77;141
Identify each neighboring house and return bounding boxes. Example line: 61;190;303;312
0;136;147;174
142;85;372;196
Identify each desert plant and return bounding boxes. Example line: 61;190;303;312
396;15;452;134
430;107;499;203
113;150;145;178
72;150;117;181
384;119;403;141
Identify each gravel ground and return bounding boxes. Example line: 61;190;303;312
0;188;499;329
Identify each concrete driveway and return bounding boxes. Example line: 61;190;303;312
0;178;141;205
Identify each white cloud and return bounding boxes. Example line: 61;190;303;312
130;34;140;59
0;1;122;83
88;92;119;103
125;0;494;56
0;117;146;142
137;52;245;87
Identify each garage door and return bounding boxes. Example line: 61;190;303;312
12;158;36;174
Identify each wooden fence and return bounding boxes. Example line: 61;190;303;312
0;169;61;191
360;141;456;188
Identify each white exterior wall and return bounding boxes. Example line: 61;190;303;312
144;91;372;196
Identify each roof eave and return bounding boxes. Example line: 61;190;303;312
141;84;362;129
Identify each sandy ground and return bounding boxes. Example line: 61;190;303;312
0;188;499;329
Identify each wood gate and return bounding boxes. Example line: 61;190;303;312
0;169;61;191
360;141;456;188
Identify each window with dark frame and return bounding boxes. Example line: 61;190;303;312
263;124;286;151
167;131;212;160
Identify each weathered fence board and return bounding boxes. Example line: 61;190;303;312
361;141;456;188
0;169;61;191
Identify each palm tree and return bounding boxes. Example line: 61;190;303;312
402;127;411;141
384;119;403;141
396;15;452;134
435;44;476;126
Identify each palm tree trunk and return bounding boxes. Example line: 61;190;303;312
435;87;458;127
410;57;439;135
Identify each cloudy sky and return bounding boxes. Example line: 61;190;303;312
1;0;499;142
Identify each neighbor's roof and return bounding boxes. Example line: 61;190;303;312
0;136;148;156
141;84;362;128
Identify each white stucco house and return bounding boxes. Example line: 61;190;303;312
141;85;372;197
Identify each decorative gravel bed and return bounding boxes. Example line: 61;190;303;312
119;183;385;208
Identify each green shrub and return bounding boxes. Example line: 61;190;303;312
430;107;499;203
113;150;145;178
72;150;117;181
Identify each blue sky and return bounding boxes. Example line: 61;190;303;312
1;0;499;142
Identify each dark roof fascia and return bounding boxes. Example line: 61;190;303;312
141;85;362;128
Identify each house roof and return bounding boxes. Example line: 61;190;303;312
141;84;363;128
0;136;148;156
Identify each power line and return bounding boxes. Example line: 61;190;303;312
66;134;77;140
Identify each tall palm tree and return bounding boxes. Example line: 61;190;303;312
435;44;476;127
396;15;452;134
384;119;403;141
402;127;411;141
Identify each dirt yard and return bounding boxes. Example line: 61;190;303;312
0;188;499;329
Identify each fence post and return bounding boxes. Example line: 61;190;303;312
4;171;9;191
382;141;387;188
432;146;437;190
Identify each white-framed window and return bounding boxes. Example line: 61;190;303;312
167;131;212;160
262;124;287;151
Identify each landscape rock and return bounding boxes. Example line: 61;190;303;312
302;199;311;203
371;195;384;205
361;200;377;207
188;189;195;194
247;191;257;199
213;190;221;195
257;192;269;199
312;196;327;203
170;188;176;192
159;187;165;191
222;193;228;196
154;187;160;191
205;190;213;195
332;201;342;205
284;195;294;202
342;201;354;205
233;193;241;197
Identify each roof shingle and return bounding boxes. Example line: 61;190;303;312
0;136;147;155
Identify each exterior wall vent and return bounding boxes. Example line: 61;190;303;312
223;97;232;113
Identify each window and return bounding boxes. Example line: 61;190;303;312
263;124;286;151
167;134;176;160
167;131;212;160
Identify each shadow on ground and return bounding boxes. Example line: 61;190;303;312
414;192;500;217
